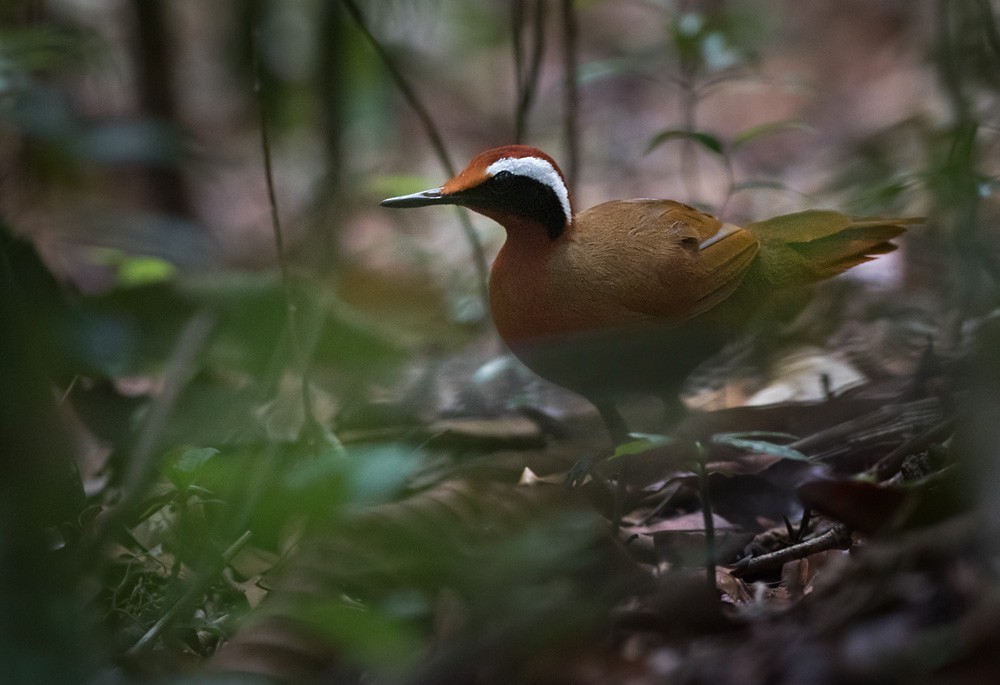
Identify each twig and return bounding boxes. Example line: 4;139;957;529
560;0;579;196
57;374;79;405
787;398;942;455
253;30;323;444
677;68;703;202
731;524;852;577
512;0;525;95
315;0;347;269
977;0;1000;63
127;530;253;656
868;417;956;483
340;0;490;316
514;0;546;143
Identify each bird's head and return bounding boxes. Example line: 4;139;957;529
381;145;572;239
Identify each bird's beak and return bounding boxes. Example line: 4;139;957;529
380;187;452;208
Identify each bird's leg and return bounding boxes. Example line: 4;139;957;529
566;400;630;485
596;401;630;446
658;392;687;428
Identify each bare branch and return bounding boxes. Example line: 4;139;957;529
560;0;579;196
514;0;547;143
340;0;491;318
731;525;853;577
512;0;525;95
253;29;323;443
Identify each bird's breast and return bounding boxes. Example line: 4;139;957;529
489;241;568;343
488;236;643;345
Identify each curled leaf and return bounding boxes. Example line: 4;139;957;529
645;129;724;156
612;433;676;460
710;431;811;461
731;120;814;151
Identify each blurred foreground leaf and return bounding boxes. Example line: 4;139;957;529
711;431;810;461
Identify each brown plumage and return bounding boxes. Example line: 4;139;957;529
383;145;916;443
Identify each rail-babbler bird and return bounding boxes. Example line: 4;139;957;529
382;145;915;445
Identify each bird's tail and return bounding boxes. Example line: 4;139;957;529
746;210;919;287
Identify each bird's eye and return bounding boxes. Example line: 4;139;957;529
490;169;514;195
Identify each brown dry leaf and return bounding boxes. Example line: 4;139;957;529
716;568;754;605
518;466;566;485
127;504;179;551
244;583;269;610
428;415;545;448
229;545;280;580
684;346;868;411
341;414;546;451
781;558;810;598
705;452;786;476
652;525;755;569
746;347;867;405
626;511;736;535
798;549;850;596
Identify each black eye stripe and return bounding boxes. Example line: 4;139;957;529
479;174;567;239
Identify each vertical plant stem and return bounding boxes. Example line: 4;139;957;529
512;0;525;95
934;0;984;333
560;0;579;196
253;30;322;443
716;153;737;219
315;0;347;271
130;0;192;219
340;0;491;319
976;0;1000;62
514;0;546;143
679;74;703;202
696;442;717;593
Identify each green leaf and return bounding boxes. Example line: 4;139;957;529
645;129;725;156
575;57;636;85
730;179;791;193
282;444;415;507
711;431;811;461
175;447;219;473
0;26;90;72
346;445;418;505
87;247;177;286
730;120;813;151
169;447;219;490
117;255;177;286
612;433;676;460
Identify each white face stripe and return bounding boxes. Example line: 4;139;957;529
485;157;572;224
